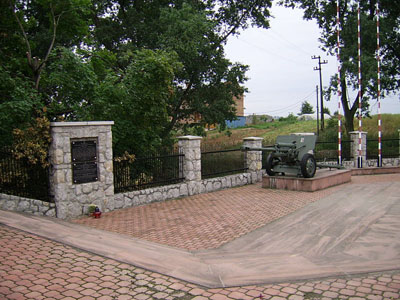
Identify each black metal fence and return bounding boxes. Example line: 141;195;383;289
366;138;400;159
315;140;352;162
201;148;247;179
0;149;51;202
113;152;184;193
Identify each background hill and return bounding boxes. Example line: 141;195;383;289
201;114;400;150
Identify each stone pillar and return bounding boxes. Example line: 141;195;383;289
178;136;202;182
243;137;263;172
349;131;367;168
49;121;114;219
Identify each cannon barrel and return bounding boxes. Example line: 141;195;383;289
276;142;297;148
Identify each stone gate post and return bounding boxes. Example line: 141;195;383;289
178;136;202;195
49;121;114;219
243;137;263;182
349;131;367;168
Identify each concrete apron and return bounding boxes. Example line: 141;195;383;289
1;179;400;288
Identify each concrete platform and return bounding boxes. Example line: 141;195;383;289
262;168;352;192
351;166;400;176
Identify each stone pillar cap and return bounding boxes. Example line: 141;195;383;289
51;121;114;127
243;137;264;141
177;135;202;140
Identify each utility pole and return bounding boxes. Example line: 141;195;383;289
312;55;328;130
316;85;319;136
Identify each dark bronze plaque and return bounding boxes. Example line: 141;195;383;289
72;162;98;184
71;140;98;184
71;140;97;162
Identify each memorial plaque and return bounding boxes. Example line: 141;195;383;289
71;140;98;184
72;162;98;184
71;140;97;162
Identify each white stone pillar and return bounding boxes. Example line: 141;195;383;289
178;136;202;182
49;121;114;219
349;131;367;168
243;137;263;172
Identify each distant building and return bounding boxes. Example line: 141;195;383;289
180;93;245;129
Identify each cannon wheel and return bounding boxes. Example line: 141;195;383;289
300;154;316;178
266;153;280;176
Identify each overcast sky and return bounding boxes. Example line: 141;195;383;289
225;3;400;117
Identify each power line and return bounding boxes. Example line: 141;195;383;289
261;28;313;57
236;38;310;66
247;89;316;115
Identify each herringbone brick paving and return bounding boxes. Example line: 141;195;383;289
1;225;399;300
72;183;343;250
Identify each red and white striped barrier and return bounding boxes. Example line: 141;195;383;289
376;1;382;167
357;2;363;168
336;0;342;165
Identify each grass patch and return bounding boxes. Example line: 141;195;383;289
201;114;400;151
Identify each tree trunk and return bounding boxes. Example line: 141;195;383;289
340;79;359;135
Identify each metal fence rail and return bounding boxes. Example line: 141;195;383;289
201;148;247;179
0;149;51;202
315;140;352;162
366;138;400;159
113;152;184;193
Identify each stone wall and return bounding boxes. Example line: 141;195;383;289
49;122;114;219
112;171;263;211
0;193;56;217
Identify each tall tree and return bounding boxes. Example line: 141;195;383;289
89;0;273;141
5;0;92;90
280;0;400;134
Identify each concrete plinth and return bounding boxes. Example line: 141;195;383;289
262;169;352;192
351;166;400;176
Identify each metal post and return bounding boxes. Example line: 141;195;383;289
376;1;382;167
357;2;363;168
312;55;328;130
316;85;319;136
336;0;342;165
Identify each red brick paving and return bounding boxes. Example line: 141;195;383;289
1;225;399;299
72;183;341;250
2;174;400;299
73;174;400;251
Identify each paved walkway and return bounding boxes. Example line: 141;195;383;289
1;173;400;299
72;183;340;250
1;225;399;300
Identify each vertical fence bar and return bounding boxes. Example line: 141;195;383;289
336;0;342;165
376;1;382;167
357;2;363;168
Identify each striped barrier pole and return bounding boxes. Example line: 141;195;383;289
336;0;342;165
376;1;382;167
357;2;363;168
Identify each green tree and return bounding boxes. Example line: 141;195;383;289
280;0;400;134
0;0;92;147
90;0;273;141
5;0;92;90
84;49;182;156
1;0;275;157
299;101;315;114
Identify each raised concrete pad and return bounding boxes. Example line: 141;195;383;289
262;168;352;192
351;166;400;176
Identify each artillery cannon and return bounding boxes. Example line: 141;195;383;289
263;133;317;178
244;133;344;178
243;133;319;178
